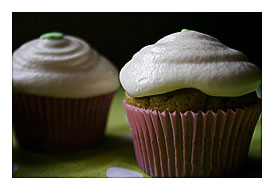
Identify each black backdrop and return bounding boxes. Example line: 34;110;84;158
12;12;262;69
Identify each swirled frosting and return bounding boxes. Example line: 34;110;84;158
13;35;119;98
120;31;261;97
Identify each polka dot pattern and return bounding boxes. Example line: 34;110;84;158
13;163;19;173
106;167;143;178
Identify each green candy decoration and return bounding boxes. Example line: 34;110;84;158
40;32;64;40
181;29;193;32
256;83;262;99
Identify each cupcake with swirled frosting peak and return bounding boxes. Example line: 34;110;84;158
120;30;261;177
13;32;119;152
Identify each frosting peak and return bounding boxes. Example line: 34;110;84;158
13;35;119;98
120;31;261;97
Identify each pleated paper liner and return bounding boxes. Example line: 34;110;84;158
123;100;261;177
12;92;115;152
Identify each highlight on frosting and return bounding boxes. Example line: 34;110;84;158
13;34;119;98
120;31;261;97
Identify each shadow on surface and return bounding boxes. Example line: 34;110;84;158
229;157;262;178
12;134;136;177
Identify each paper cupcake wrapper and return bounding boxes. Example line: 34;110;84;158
12;92;115;152
123;100;261;177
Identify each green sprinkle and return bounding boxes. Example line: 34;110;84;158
40;32;64;40
256;83;262;99
181;29;193;32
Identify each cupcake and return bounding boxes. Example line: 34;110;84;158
13;32;119;151
120;30;261;177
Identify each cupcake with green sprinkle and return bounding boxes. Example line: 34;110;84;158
13;32;119;152
120;30;261;177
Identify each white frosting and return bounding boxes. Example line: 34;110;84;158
120;31;261;97
13;35;119;98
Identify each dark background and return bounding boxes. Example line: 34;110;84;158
12;12;262;69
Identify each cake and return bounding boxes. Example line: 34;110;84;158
13;32;119;152
120;30;261;177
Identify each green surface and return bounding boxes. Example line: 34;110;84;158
12;87;262;178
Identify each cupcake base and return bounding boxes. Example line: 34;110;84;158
123;100;261;177
12;92;115;152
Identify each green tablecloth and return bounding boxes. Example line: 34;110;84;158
12;87;262;178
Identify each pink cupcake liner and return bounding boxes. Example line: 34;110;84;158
123;100;261;177
12;92;115;152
